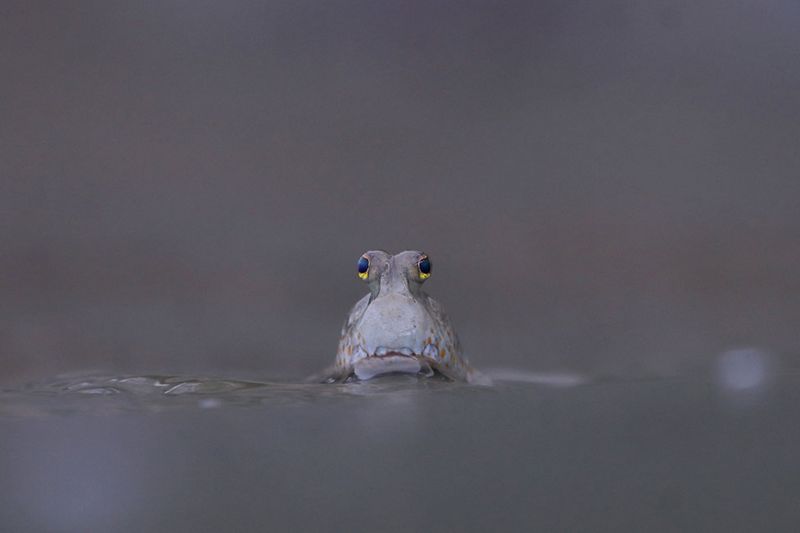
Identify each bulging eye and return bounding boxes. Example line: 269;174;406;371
357;255;370;279
418;255;431;280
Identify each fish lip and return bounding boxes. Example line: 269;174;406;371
371;346;417;358
367;352;418;359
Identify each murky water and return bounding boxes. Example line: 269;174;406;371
2;372;799;532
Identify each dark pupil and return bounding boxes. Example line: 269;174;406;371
419;257;431;274
357;257;369;274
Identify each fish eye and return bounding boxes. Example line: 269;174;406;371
357;255;370;280
417;255;431;280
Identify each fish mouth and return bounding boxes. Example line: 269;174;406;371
369;346;417;358
353;347;433;380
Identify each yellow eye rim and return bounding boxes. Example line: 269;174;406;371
417;255;431;280
357;255;370;280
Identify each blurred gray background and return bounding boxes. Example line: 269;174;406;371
2;0;799;385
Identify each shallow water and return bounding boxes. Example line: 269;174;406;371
2;372;799;532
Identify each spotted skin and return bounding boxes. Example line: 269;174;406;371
319;250;487;384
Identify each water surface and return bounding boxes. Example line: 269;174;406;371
1;372;798;532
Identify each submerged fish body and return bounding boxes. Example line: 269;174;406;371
321;250;488;384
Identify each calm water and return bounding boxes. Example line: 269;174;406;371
1;371;799;532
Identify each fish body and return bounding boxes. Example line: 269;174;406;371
320;250;487;384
